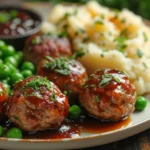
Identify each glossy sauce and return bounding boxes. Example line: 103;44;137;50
0;9;40;36
2;116;131;139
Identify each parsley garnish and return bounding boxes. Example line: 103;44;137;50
44;56;71;76
63;91;67;95
143;32;148;42
50;93;56;101
94;20;103;25
94;96;100;102
23;76;52;91
137;49;143;58
99;74;120;87
115;37;127;53
70;51;85;59
142;62;148;69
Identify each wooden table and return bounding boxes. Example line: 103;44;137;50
2;1;150;150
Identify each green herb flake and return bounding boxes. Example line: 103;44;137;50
58;31;68;37
94;20;103;25
94;96;100;102
44;56;71;76
99;74;120;87
143;32;148;42
100;53;104;57
13;115;19;120
142;62;148;69
63;91;67;95
84;85;88;89
70;51;85;59
121;18;126;23
23;77;52;91
137;49;143;58
50;93;56;101
90;84;96;87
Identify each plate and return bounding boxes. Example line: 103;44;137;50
0;95;149;150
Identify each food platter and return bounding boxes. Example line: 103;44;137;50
0;95;149;150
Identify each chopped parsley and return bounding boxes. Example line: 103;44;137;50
22;76;52;91
63;91;67;95
70;51;85;59
137;49;143;58
94;96;100;102
99;74;120;87
142;62;148;69
89;84;96;87
100;53;104;57
44;56;71;75
58;31;68;37
143;32;148;42
114;36;127;53
94;20;103;25
50;93;56;101
121;18;126;23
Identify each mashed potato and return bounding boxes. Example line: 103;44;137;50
42;1;150;95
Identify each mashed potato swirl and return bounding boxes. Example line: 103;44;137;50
42;1;150;95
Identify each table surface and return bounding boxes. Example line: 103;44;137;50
2;1;150;150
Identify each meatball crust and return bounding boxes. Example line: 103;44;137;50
23;33;72;65
37;57;88;96
0;82;8;119
6;76;69;131
80;69;136;121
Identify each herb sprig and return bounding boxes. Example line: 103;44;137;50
22;76;52;91
44;56;71;75
99;74;120;87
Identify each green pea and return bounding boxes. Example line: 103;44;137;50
68;105;81;118
0;51;3;58
4;56;18;67
0;59;3;64
135;96;147;111
5;63;17;73
0;40;5;49
0;126;3;137
14;52;23;65
6;127;22;139
2;45;15;58
0;64;11;79
21;61;35;73
21;70;33;78
11;72;24;85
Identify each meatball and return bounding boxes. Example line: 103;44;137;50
6;76;69;131
23;33;72;65
80;69;136;121
37;57;88;100
0;82;8;119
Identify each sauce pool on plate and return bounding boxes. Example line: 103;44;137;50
2;116;131;139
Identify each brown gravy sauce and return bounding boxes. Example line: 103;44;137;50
11;116;130;139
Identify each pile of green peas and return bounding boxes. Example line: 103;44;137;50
0;40;35;94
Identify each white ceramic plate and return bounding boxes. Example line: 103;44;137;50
0;95;149;150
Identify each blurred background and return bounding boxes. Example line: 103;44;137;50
26;0;150;20
0;0;150;19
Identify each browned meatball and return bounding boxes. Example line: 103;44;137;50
80;69;136;121
6;76;69;131
23;33;72;65
0;82;8;120
37;57;88;99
